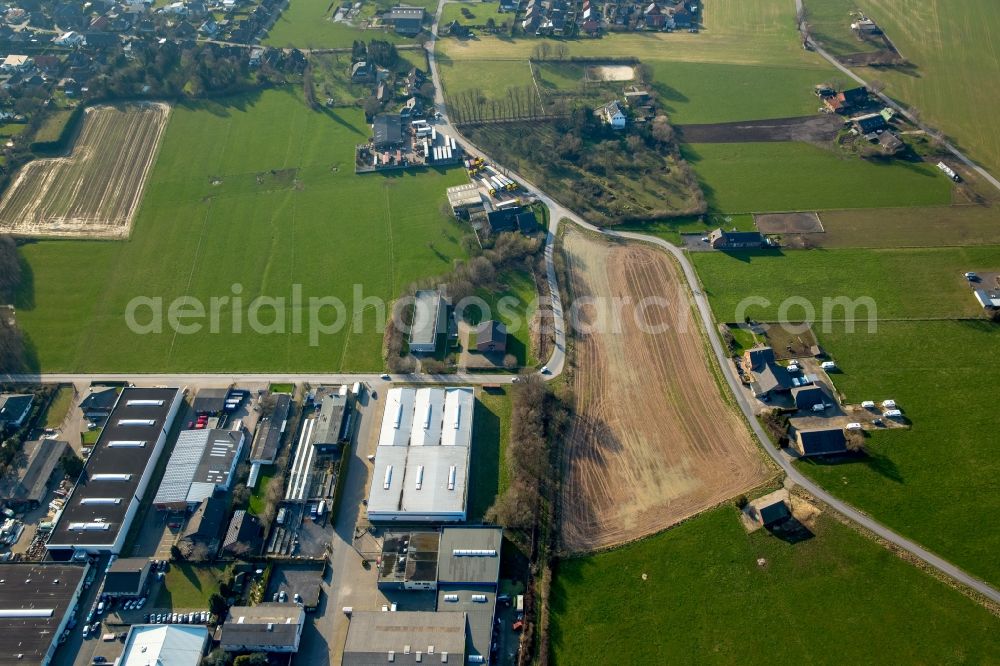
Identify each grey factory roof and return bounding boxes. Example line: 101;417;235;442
104;557;151;595
0;439;68;505
0;563;87;666
409;290;445;351
342;611;466;666
436;587;496;663
153;428;245;505
437;527;502;585
250;394;291;464
378;531;441;586
119;624;209;666
48;387;181;549
313;392;349;447
367;388;473;521
220;603;304;650
191;388;229;414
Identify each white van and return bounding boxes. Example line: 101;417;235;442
846;423;863;430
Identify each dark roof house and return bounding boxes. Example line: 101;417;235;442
486;207;521;234
384;6;424;35
222;509;262;558
474;320;507;353
79;387;118;420
178;496;228;558
103;557;152;597
515;211;539;234
372;113;403;149
0;439;68;508
791;385;826;411
743;347;793;398
0;394;33;430
794;427;848;457
709;228;764;250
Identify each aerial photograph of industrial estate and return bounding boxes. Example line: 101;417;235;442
0;0;999;664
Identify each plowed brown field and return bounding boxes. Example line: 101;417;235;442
560;230;772;553
0;103;169;238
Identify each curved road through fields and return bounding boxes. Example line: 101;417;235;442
423;1;1000;605
5;3;999;607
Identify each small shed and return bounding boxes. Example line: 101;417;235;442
748;490;791;527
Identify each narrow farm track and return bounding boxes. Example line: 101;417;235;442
0;103;170;238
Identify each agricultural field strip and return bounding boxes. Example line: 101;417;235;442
0;104;170;237
559;231;771;553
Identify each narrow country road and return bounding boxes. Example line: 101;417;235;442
423;0;1000;605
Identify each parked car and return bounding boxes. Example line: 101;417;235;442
846;422;863;430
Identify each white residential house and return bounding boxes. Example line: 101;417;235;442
53;31;86;46
199;18;218;35
161;1;188;14
600;100;627;129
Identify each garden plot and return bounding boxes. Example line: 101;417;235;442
0;103;170;238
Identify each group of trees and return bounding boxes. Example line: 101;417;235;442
485;376;571;531
0;235;27;373
464;107;705;226
447;86;549;124
352;39;399;69
203;650;269;666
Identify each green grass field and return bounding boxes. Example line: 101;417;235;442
551;506;1000;664
802;0;883;56
683;142;953;212
249;464;277;515
266;0;435;48
43;386;74;428
692;245;1000;322
651;61;836;124
810;205;1000;248
468;389;511;520
803;0;1000;177
15;89;471;372
439;1;506;28
155;563;232;609
437;53;536;105
798;321;1000;586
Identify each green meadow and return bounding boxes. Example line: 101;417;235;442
684;142;953;212
800;320;1000;586
692;245;1000;322
15;89;470;372
551;506;1000;664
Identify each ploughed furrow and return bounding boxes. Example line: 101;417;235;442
560;230;772;553
0;103;171;237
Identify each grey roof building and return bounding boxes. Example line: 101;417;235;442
153;428;245;509
0;439;68;508
377;531;441;591
373;113;403;149
343;611;466;666
0;393;32;430
791;385;826;411
221;509;262;558
79;386;118;420
437;527;502;585
409;290;446;354
104;557;152;597
0;563;88;666
250;394;291;465
47;388;183;556
191;388;229;414
709;228;765;250
179;496;228;557
312;392;350;453
474;320;507;353
743;347;793;398
384;6;424;34
220;603;305;653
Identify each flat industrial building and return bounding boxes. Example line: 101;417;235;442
437;527;502;585
408;290;446;353
46;387;182;556
311;390;350;453
119;624;209;666
377;531;441;590
220;603;305;653
367;387;473;522
153;428;245;509
0;562;88;666
342;611;466;666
